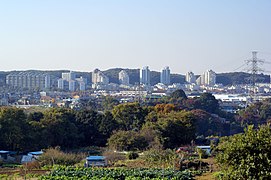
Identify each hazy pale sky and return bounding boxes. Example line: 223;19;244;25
0;0;271;74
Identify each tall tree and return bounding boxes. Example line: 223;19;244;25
238;102;271;127
97;111;119;145
154;104;179;114
101;96;120;111
40;108;79;148
197;93;220;114
0;107;28;150
112;103;147;131
170;89;187;100
192;109;226;137
107;130;148;151
75;109;102;146
157;111;196;148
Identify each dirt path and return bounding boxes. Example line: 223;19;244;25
195;157;219;180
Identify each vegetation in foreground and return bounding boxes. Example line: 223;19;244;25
0;91;231;152
2;90;271;179
215;125;271;179
40;166;195;180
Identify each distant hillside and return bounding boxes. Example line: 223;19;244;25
0;70;269;86
93;70;270;86
103;68;137;84
216;72;270;85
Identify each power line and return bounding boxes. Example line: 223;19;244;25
258;51;271;56
233;63;247;72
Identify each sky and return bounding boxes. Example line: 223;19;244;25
0;0;271;74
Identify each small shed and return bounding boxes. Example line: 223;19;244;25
0;150;15;162
85;156;107;167
27;151;43;158
0;150;11;160
196;146;211;155
21;151;43;164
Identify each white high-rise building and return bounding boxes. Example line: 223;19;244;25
196;70;216;86
58;72;88;91
160;66;170;85
204;70;216;85
92;69;100;85
140;66;151;86
79;82;86;91
196;75;203;85
119;70;129;85
62;71;76;81
76;77;87;91
58;79;65;90
92;69;109;89
186;72;196;84
69;80;76;91
58;71;79;91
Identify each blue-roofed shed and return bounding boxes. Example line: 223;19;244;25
85;156;107;167
86;156;105;160
0;150;10;154
0;150;16;162
196;146;211;155
28;151;43;156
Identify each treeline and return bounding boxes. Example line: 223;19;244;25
0;91;230;152
2;90;271;152
216;72;270;85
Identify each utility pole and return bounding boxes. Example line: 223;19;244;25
135;82;142;105
138;83;142;105
245;51;264;102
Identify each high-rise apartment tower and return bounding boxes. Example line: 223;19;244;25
160;66;171;85
140;66;151;86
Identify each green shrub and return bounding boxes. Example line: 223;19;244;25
22;161;41;170
102;151;126;165
143;148;178;168
196;147;208;159
39;147;86;166
107;130;148;151
127;152;139;160
0;174;9;179
213;171;224;180
216;125;271;179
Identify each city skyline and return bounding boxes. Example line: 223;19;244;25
1;1;271;74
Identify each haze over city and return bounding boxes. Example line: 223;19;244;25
1;0;271;74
